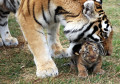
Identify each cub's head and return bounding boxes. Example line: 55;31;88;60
78;41;100;63
83;0;113;56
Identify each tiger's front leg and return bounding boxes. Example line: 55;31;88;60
0;15;18;46
17;12;58;78
47;23;68;58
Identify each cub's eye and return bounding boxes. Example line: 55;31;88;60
84;51;89;54
92;46;97;50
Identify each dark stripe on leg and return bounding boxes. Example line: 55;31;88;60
42;5;49;25
0;13;8;18
0;10;10;15
33;2;43;27
54;13;57;23
10;0;15;7
0;21;8;26
48;0;51;16
27;0;31;15
7;0;16;13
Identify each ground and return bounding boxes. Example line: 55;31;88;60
0;0;120;83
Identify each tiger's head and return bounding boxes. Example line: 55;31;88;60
60;0;113;56
82;0;113;56
0;0;20;13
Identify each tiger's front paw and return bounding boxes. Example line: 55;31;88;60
36;60;58;78
3;37;18;46
0;38;3;46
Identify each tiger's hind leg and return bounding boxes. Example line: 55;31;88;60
0;14;18;46
47;23;68;58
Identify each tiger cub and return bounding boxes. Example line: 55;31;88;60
71;41;105;78
0;0;20;46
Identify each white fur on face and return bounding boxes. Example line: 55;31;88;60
102;21;107;29
96;0;102;3
102;21;112;38
64;21;90;41
84;27;94;37
92;34;100;41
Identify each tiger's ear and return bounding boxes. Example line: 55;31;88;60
95;0;102;4
83;1;96;19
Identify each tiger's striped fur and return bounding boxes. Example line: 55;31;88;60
66;0;113;57
16;0;113;78
0;0;20;46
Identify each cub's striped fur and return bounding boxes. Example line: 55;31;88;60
71;41;104;78
0;0;20;46
16;0;113;78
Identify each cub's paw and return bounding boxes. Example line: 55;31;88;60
3;37;18;46
78;70;88;78
0;38;3;46
36;60;58;78
93;69;105;75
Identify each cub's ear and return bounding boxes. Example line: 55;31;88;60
94;0;102;4
83;1;96;19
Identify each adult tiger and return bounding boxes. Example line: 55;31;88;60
16;0;113;78
0;0;20;46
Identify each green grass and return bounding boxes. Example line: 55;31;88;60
0;0;120;83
